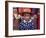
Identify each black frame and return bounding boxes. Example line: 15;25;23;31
5;1;45;37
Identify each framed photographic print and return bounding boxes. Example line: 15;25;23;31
5;1;45;37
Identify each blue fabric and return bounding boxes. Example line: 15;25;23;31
19;20;36;30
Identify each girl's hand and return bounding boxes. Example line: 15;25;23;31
14;14;21;19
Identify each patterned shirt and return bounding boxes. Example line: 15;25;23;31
19;19;36;30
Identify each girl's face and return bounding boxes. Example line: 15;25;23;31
23;13;31;21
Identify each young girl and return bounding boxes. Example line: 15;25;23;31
19;12;37;30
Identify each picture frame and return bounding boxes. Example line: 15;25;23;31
5;1;45;37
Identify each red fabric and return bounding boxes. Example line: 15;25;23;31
37;15;40;29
